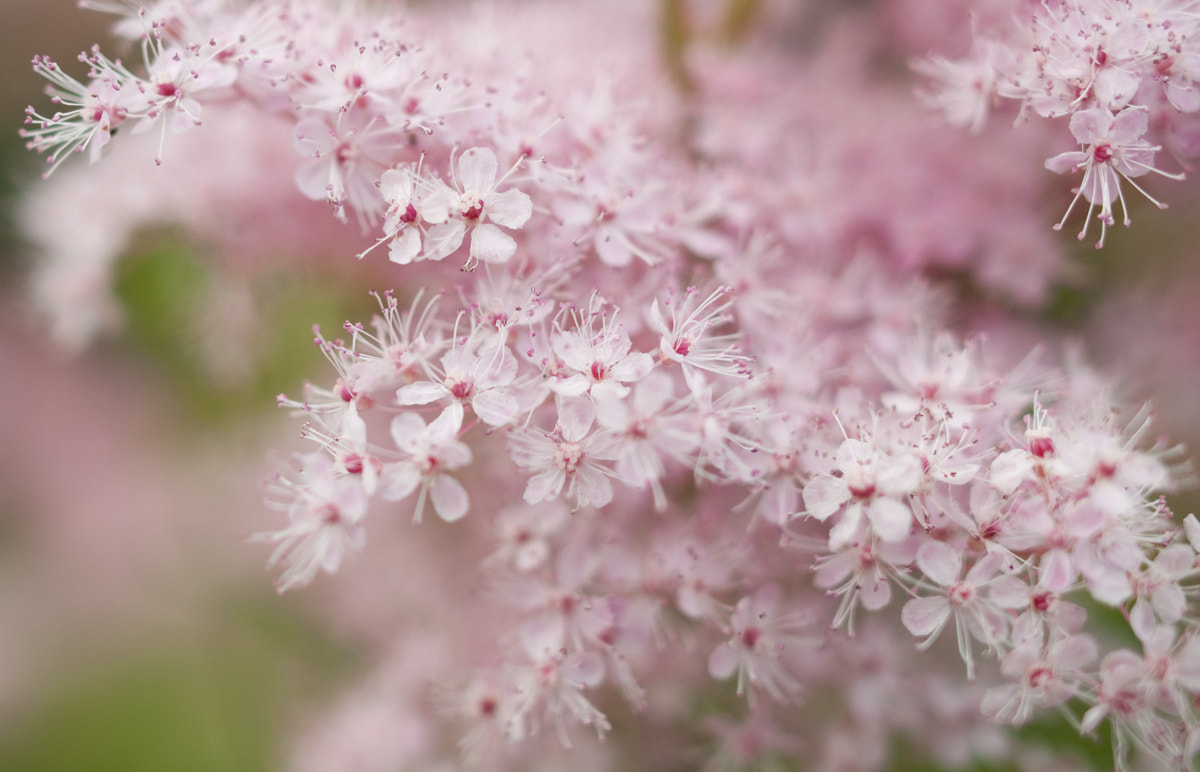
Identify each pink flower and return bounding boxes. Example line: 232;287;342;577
396;327;521;427
982;616;1098;725
802;437;924;549
250;453;368;593
708;584;810;705
508;399;618;510
1045;107;1183;248
378;403;472;523
419;146;532;268
901;543;1009;680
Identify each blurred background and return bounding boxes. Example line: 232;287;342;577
0;2;368;770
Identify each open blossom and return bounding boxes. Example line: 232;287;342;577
379;402;472;523
21;54;137;176
708;584;810;705
419;147;532;268
802;437;924;549
293;111;402;225
508;399;618;510
900;544;1008;680
547;301;653;399
396;327;521;427
1045;107;1184;248
982;621;1099;726
375;164;424;264
250;453;368;594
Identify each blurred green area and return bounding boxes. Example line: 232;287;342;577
0;596;356;772
111;235;373;426
2;24;368;762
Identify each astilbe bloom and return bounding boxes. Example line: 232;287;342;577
19;1;1200;771
917;0;1200;247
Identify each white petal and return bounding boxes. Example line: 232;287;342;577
901;596;950;638
1184;514;1200;553
390;412;429;454
417;182;453;224
1152;582;1187;625
423;221;466;261
292;117;334;155
379;462;420;501
431;474;469;522
988;449;1032;495
595;227;634;266
472;389;519;426
1129;598;1157;642
396;381;447;406
557;397;595;441
457;146;498;192
860;570;892;610
387;228;422;264
469;224;517;264
916;540;962;587
610;353;653;383
878;454;922;495
564;651;606;688
525;469;564;504
1039;549;1075;593
868;497;913;542
802;476;849;521
575;468;613;509
708;644;738;680
428;402;465;443
293;160;334;202
520;614;565;659
486;188;532;228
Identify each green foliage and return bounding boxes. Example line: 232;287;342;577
112;236;369;425
0;595;354;772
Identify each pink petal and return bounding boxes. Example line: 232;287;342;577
431;474;469;522
902;596;950;638
708;644;739;680
868;497;913;542
916;540;962;587
470;223;517;264
396;381;446;406
472;389;519;426
457;146;498;193
802;476;849;521
486;188;532;229
564;651;606;688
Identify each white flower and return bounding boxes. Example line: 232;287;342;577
508;399;618;510
1045;107;1183;248
379;402;472;523
419;147;532;268
249;454;368;593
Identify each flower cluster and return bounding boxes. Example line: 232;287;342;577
917;0;1200;246
20;1;1200;771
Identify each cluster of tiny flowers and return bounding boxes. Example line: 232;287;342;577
22;1;1200;770
918;0;1200;247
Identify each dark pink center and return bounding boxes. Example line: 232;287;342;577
1029;435;1055;458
